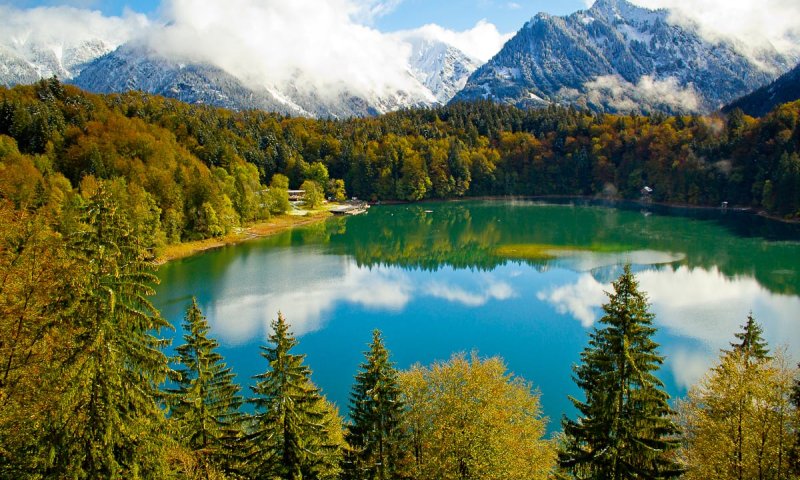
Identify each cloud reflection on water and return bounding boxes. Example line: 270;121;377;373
537;264;800;389
207;250;516;343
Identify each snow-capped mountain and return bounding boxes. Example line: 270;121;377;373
1;27;480;117
0;38;114;86
70;44;300;114
453;0;795;114
724;61;800;117
401;35;483;104
69;43;437;118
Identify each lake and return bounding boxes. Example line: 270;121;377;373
153;199;800;431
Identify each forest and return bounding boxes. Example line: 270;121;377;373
0;79;799;478
1;78;799;254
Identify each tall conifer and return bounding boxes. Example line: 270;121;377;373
729;312;770;362
247;312;343;480
169;297;244;476
559;265;682;479
344;330;411;480
50;186;172;478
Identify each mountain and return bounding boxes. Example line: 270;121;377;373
70;43;438;117
723;62;800;117
71;44;307;115
453;0;793;114
401;35;482;104
2;28;480;118
0;38;113;87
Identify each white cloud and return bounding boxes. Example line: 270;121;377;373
208;254;414;343
667;348;717;390
537;274;608;327
352;0;405;24
536;264;800;390
425;278;515;307
0;4;147;54
627;0;800;59
146;0;429;102
577;74;702;112
394;20;513;62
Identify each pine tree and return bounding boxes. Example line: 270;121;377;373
728;312;770;363
343;330;411;480
48;186;172;478
169;297;244;477
247;312;343;480
559;265;682;479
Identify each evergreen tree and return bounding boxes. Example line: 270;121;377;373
343;330;411;480
559;265;682;479
48;186;173;478
247;312;343;480
728;312;770;362
169;297;244;477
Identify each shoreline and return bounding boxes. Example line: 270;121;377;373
155;195;798;265
155;211;332;265
373;195;800;224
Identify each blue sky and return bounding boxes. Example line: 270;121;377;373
7;0;588;33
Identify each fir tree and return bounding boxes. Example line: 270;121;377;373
559;265;682;479
247;312;343;480
728;312;770;363
343;330;411;480
169;297;244;477
48;186;172;478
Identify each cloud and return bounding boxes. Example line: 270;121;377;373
562;74;702;113
146;0;430;102
353;0;405;23
627;0;800;59
0;4;148;54
536;264;800;389
394;20;513;62
209;254;413;343
537;274;608;327
425;278;515;307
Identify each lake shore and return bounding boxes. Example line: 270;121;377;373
156;195;798;265
375;195;800;224
155;211;332;264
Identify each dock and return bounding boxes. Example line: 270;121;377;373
330;200;370;216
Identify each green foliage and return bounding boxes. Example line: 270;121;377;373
400;352;555;480
729;312;770;362
301;179;324;209
47;186;173;478
344;330;412;480
265;173;290;214
3;82;800;222
560;265;682;479
246;313;343;479
169;298;244;477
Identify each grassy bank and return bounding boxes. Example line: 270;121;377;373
156;211;332;264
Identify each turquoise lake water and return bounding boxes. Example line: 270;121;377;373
153;199;800;431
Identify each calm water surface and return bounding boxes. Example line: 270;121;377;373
153;200;800;431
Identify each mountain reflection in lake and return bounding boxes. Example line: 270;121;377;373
154;200;800;430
